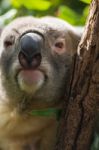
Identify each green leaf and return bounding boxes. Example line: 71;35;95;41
91;133;99;150
10;0;21;8
80;0;91;4
58;6;83;25
11;0;51;11
83;6;89;17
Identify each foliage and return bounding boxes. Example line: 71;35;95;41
0;0;90;26
11;0;51;11
80;0;91;4
91;133;99;150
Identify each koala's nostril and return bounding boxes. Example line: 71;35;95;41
18;52;29;69
18;52;42;69
31;54;42;69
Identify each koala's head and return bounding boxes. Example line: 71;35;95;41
0;17;80;108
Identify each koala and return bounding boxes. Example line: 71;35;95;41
0;16;80;150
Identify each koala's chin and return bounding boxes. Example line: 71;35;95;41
17;69;45;94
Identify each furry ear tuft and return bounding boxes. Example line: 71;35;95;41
68;29;82;55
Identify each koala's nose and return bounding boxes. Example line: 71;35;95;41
18;32;43;69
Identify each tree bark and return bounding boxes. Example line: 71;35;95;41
55;0;99;150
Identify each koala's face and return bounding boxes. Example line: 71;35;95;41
0;17;79;107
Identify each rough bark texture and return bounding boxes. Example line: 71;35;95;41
55;0;99;150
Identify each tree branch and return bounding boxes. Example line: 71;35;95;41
55;0;99;149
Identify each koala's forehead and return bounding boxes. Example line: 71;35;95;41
1;16;72;41
1;17;44;37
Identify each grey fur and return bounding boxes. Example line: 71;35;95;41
0;16;80;150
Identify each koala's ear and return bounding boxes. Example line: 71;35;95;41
68;29;82;55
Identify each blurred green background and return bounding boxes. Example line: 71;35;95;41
0;0;90;27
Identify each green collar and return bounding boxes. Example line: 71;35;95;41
29;108;62;121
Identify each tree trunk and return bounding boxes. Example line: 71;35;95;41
55;0;99;150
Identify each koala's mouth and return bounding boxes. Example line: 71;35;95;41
17;69;45;94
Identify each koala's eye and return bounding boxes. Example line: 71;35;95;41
53;39;65;54
4;35;15;48
55;41;64;49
